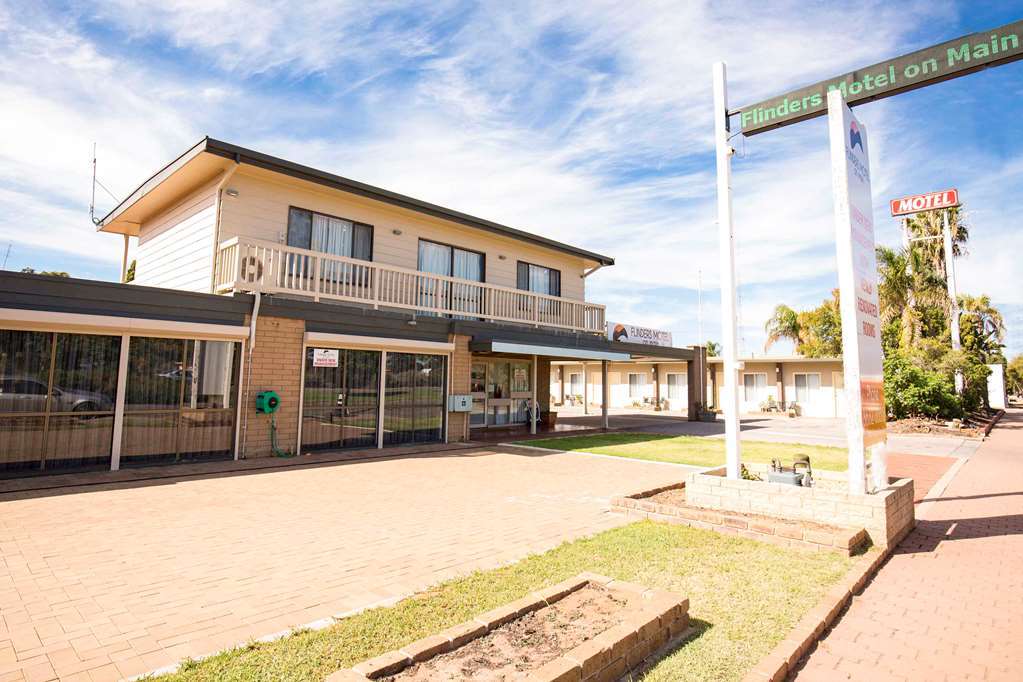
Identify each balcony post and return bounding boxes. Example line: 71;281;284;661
312;256;321;302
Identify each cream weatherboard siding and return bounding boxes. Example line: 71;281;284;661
217;167;591;301
134;178;219;292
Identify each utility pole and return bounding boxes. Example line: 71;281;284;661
943;210;963;393
713;62;741;480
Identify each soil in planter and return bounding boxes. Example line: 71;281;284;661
887;417;982;438
384;584;629;681
645;488;687;506
645;488;851;534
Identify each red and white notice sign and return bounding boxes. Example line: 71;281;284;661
889;189;959;216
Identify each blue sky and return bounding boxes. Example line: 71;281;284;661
1;1;1021;357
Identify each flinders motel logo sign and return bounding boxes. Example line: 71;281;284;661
736;19;1023;135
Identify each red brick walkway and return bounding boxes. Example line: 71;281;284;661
886;452;957;504
0;448;691;682
794;409;1023;681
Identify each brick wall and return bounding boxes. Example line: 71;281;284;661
447;334;472;442
537;357;551;409
686;468;915;548
242;314;305;458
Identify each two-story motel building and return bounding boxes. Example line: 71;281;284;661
0;138;705;477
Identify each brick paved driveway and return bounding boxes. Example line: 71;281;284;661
0;447;693;681
794;409;1023;681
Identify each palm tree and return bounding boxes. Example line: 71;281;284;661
764;304;801;352
875;245;949;348
958;294;1006;361
705;340;722;356
905;205;968;278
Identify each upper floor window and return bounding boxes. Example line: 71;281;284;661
516;261;561;297
287;207;373;261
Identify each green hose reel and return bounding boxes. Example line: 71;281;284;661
255;390;280;414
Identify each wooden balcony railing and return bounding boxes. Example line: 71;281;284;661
215;237;606;334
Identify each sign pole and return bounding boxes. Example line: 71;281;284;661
713;61;741;480
943;209;964;393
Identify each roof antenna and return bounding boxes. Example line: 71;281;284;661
89;142;100;226
1;243;11;270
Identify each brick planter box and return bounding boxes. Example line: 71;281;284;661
611;484;869;556
326;573;689;682
686;467;915;548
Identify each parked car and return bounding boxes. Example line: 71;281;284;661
0;375;115;413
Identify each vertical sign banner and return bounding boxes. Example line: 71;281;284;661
827;90;887;494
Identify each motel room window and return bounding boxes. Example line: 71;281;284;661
743;373;767;402
794;373;821;403
628;373;644;398
287;207;373;261
418;240;485;317
667;373;686;400
569;372;582;397
516;262;561;297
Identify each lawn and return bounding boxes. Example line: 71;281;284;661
519;432;849;471
154;522;856;682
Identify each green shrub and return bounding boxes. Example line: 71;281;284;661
883;353;961;420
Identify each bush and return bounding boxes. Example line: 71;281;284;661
883;353;961;420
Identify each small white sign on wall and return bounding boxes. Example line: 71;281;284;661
312;348;339;368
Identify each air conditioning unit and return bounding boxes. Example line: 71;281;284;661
240;255;264;283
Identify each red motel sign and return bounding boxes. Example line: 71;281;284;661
889;189;960;217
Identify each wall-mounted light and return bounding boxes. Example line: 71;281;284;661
225;188;239;197
392;228;403;236
498;254;507;260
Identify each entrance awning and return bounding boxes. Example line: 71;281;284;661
469;340;630;361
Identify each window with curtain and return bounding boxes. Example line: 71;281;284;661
516;262;561;297
569;373;582;397
0;329;121;476
288;207;372;260
743;373;767;402
417;240;484;317
794;373;821;403
667;373;686;400
628;373;643;398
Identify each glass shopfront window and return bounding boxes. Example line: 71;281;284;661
120;337;240;467
302;348;381;451
384;352;446;445
0;329;120;475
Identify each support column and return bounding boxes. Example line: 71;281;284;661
654;364;661;410
713;61;742;479
109;333;130;471
531;354;538;435
776;362;785;407
601;360;609;429
944;209;963;394
377;351;387;449
583;362;589;414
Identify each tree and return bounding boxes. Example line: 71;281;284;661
795;290;842;358
958;294;1005;363
1007;355;1023;396
763;304;801;352
125;259;136;283
705;340;721;356
20;267;69;277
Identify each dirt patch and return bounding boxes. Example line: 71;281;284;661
384;585;629;680
887;417;981;438
645;488;687;506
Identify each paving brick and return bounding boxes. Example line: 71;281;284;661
793;409;1023;681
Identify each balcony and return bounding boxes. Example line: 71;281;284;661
214;237;606;334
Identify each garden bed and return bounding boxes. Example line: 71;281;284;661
887;417;982;438
612;483;869;556
329;573;689;681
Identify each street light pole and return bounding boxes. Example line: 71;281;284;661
713;61;741;480
943;209;963;393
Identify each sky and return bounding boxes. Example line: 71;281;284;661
1;0;1021;357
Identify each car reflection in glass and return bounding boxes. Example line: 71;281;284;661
0;376;115;413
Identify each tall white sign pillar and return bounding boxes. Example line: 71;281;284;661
713;62;742;479
828;90;888;494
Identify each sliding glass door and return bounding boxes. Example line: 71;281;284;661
384;352;446;445
301;348;381;450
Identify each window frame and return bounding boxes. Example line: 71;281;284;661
793;372;821;403
516;260;562;298
742;372;768;403
287;205;374;261
628;372;645;399
417;238;486;281
666;372;686;400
